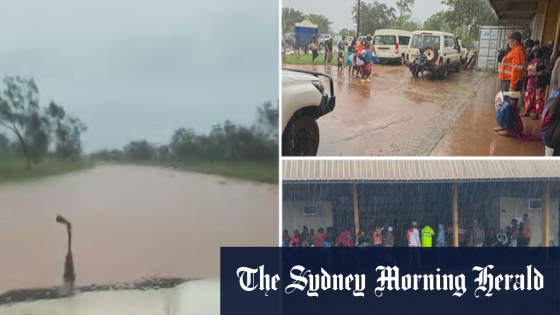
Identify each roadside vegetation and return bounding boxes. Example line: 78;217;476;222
0;76;278;184
0;76;90;184
283;0;530;54
90;101;279;184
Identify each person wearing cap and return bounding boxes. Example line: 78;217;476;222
421;224;435;247
365;34;377;55
496;31;527;137
522;45;550;120
407;221;421;268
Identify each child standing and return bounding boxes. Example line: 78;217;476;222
338;51;344;75
347;39;356;76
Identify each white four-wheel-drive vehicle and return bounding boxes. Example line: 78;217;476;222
318;34;332;50
282;69;336;156
406;31;462;79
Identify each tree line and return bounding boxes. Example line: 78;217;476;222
90;101;278;164
0;75;279;168
284;0;530;49
0;76;87;169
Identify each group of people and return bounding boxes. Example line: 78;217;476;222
283;213;532;249
310;34;377;83
496;31;560;156
282;224;395;248
441;214;532;248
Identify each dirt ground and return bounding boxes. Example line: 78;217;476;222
283;63;545;156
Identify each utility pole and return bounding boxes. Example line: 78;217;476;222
283;19;286;63
357;0;360;39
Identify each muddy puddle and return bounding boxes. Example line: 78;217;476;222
0;165;278;301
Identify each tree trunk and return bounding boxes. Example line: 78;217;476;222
13;127;32;170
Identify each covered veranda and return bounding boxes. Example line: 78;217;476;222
283;160;560;247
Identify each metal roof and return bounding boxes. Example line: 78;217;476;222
485;0;543;21
283;160;560;182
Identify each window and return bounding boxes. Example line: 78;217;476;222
303;205;318;215
411;35;423;49
444;36;454;48
422;35;440;49
528;199;542;210
399;36;410;46
374;35;396;45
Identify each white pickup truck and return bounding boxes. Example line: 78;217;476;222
318;34;332;50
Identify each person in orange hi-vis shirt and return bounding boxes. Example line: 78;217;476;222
495;31;527;137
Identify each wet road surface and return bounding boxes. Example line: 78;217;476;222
0;165;278;294
431;73;545;156
284;64;544;156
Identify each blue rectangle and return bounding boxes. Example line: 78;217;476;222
295;26;318;46
221;247;559;315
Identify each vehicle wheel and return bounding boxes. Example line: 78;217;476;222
423;47;439;64
282;116;320;156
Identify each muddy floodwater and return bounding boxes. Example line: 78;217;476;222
0;165;278;294
284;64;544;156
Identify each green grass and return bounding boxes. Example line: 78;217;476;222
174;162;278;184
0;157;278;185
107;160;278;184
282;51;384;67
452;85;477;96
486;69;495;77
0;158;95;184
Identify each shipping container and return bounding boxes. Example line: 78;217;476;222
476;26;525;71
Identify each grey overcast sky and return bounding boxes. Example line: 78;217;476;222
0;0;278;153
282;0;447;32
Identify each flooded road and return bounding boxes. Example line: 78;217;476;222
0;165;278;294
284;63;544;156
